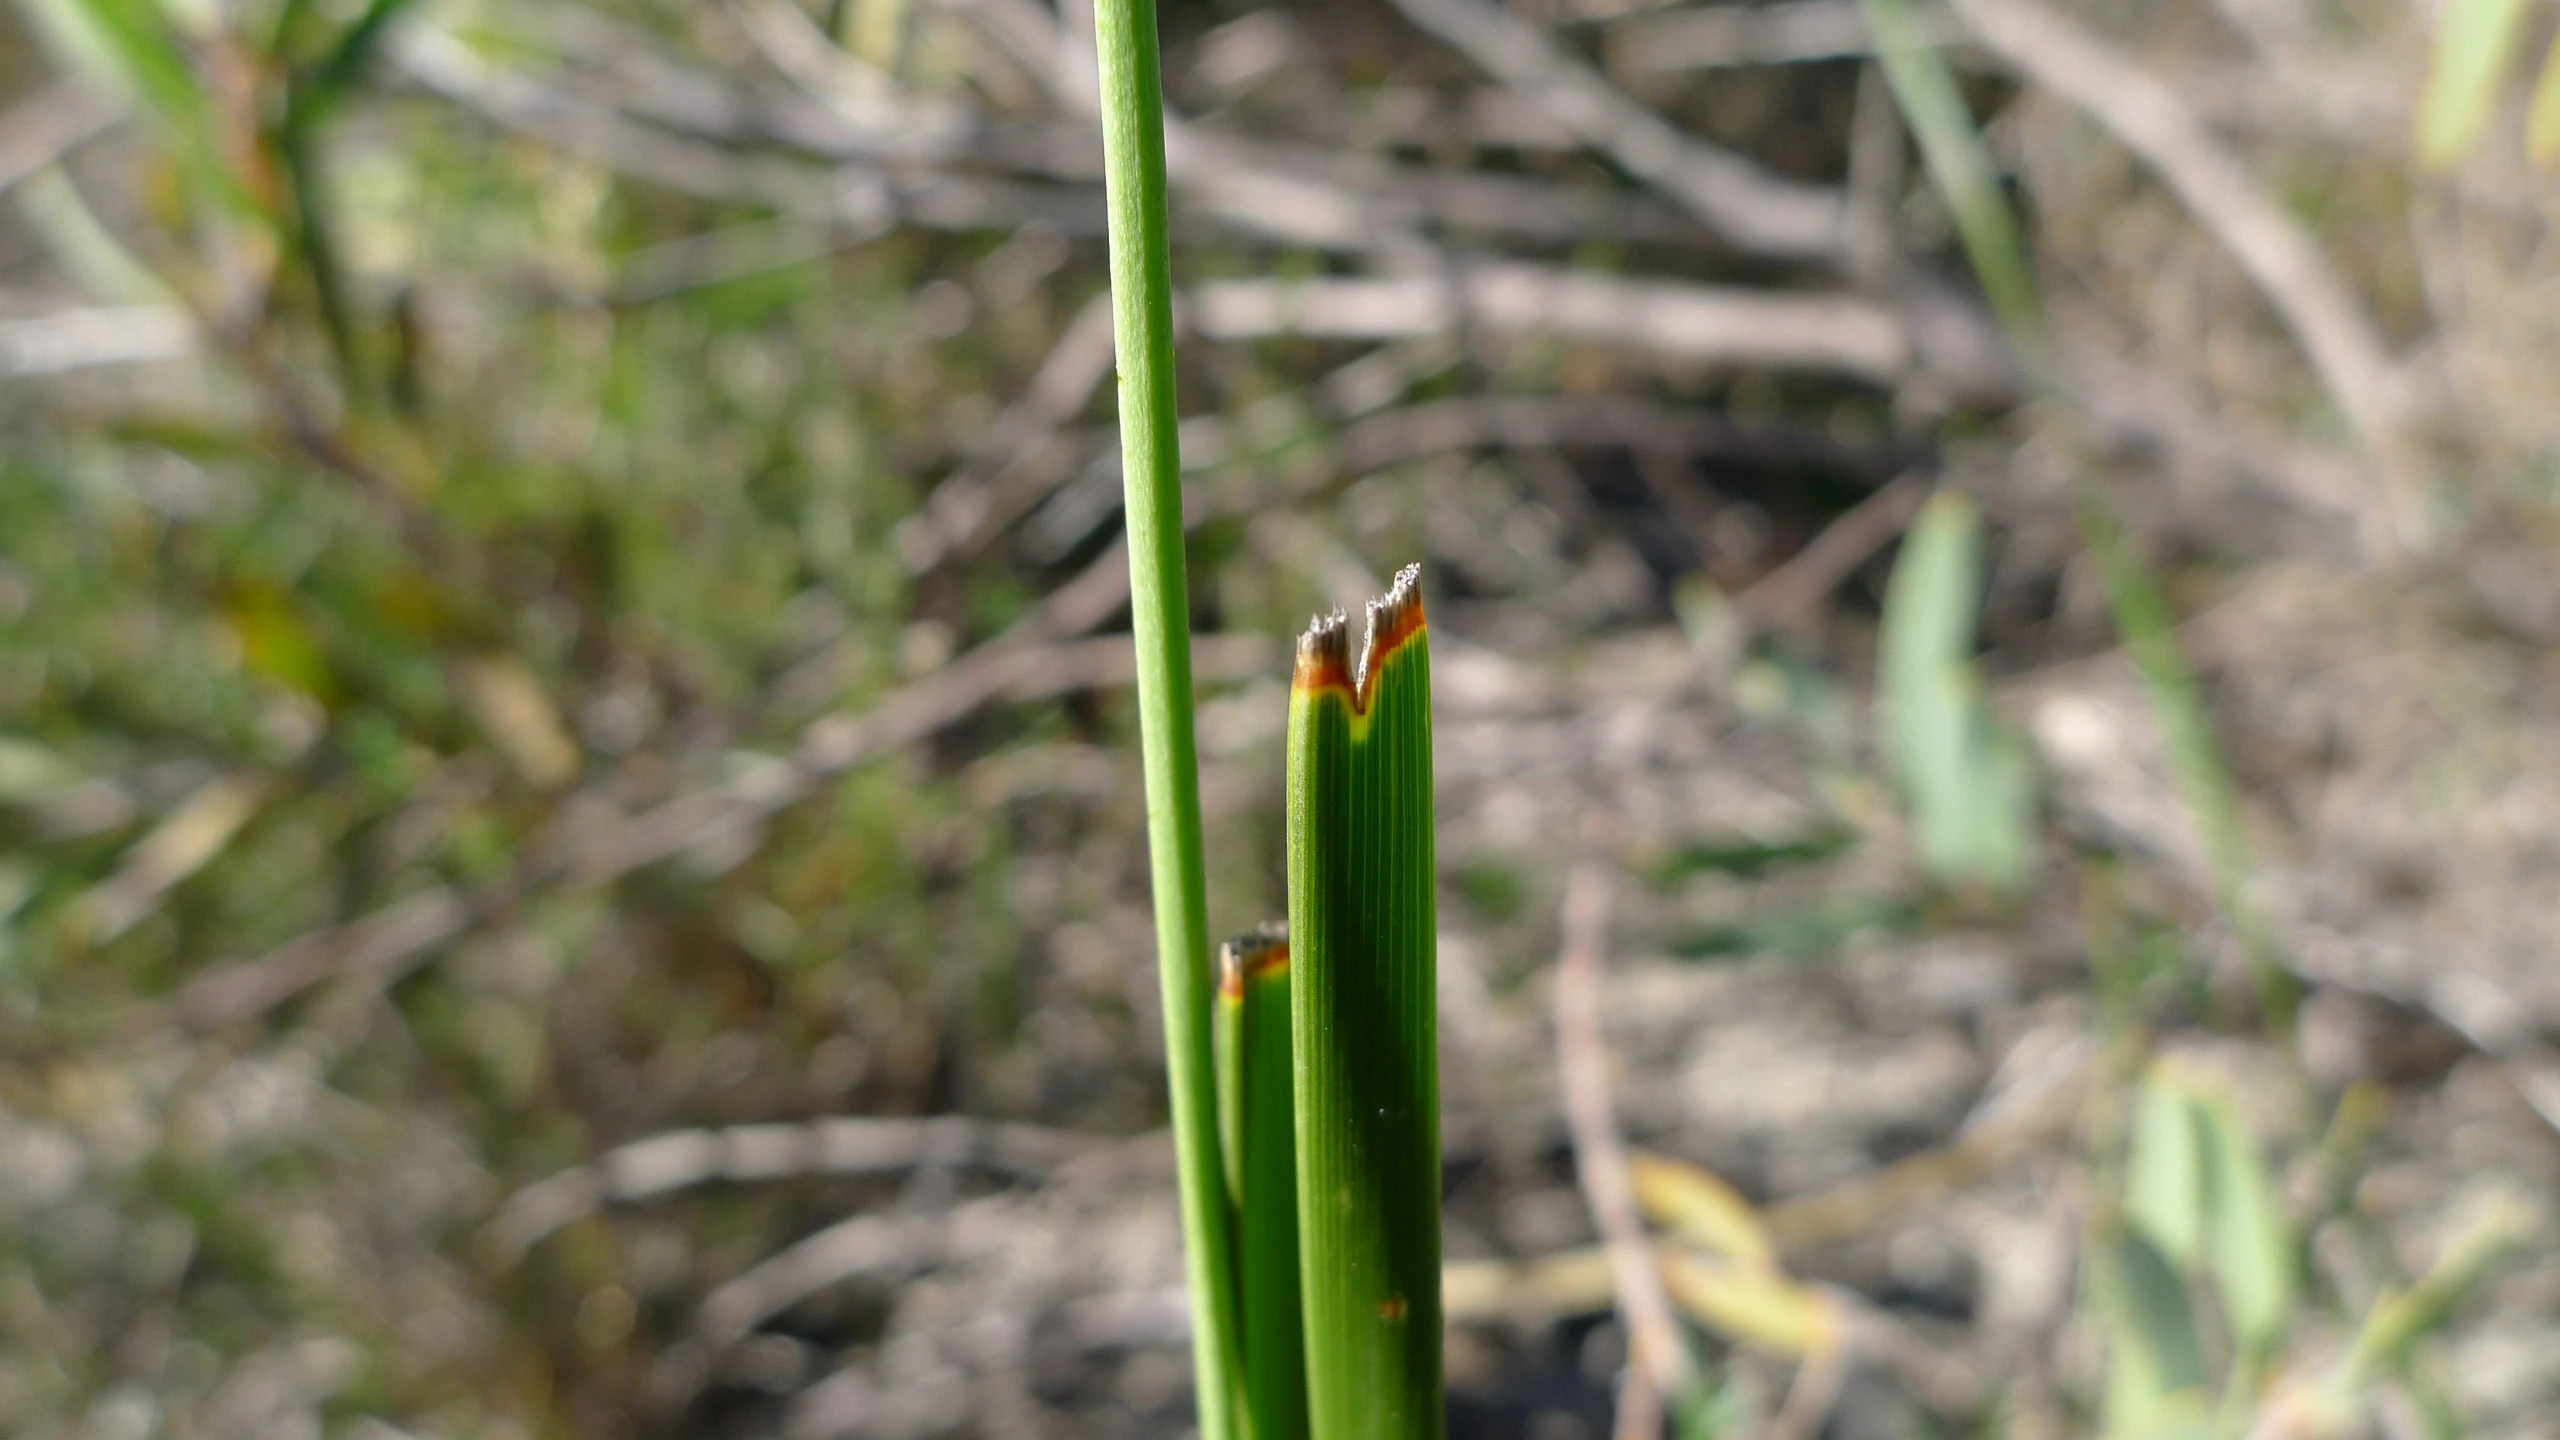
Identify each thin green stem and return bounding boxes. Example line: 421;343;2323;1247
2078;496;2297;1029
1856;0;2046;371
1855;3;2294;1030
1089;0;1243;1435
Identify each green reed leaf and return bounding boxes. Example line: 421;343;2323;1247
1220;925;1309;1440
1287;565;1440;1440
1217;940;1249;1217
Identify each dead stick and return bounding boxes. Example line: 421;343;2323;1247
1945;0;2402;451
0;82;125;196
1555;853;1691;1434
1730;471;1933;640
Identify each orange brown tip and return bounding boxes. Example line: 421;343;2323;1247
1291;563;1425;714
1218;921;1289;996
1294;610;1355;699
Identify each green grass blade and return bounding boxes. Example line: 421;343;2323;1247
1223;926;1310;1440
2078;499;2296;1027
1878;492;2033;890
2194;1094;2293;1358
2093;1229;2211;1440
1288;565;1441;1440
2417;0;2532;169
1860;0;2290;1017
2125;1070;2206;1270
300;0;418;117
14;0;268;224
1856;0;2044;363
14;165;178;307
1090;0;1243;1429
2341;1199;2529;1387
277;0;422;401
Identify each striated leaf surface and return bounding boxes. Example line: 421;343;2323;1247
1287;564;1440;1440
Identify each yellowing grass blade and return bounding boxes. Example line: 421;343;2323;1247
1288;564;1440;1440
1659;1252;1836;1357
1628;1151;1778;1273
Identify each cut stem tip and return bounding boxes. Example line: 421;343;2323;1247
1293;563;1426;712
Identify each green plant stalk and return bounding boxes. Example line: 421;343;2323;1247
2341;1199;2528;1386
1288;567;1441;1440
1856;5;2295;1027
1221;927;1310;1440
276;0;420;398
2079;499;2297;1028
1090;0;1243;1432
19;0;270;225
1856;0;2044;365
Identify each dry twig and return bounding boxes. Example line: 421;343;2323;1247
492;1119;1082;1259
1334;394;1915;478
0;307;196;378
1727;471;1935;640
1603;0;1948;74
1189;265;1976;390
162;617;1273;1032
1385;0;1846;261
1443;1031;2093;1318
1553;855;1691;1436
1946;0;2404;450
890;294;1118;574
0;81;125;196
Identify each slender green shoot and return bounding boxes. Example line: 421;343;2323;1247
1288;565;1441;1440
1855;6;2293;1025
1220;925;1309;1440
2078;501;2295;1025
1856;0;2044;365
16;0;269;224
277;0;421;395
1089;0;1243;1432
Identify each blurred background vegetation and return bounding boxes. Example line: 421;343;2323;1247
3;0;2560;1435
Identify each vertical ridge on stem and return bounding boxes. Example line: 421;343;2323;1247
1090;0;1241;1429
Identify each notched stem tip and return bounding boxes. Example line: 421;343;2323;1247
1293;610;1355;698
1291;563;1426;713
1218;922;1290;994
